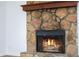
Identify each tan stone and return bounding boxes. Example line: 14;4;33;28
35;52;47;57
56;17;61;22
27;32;36;53
66;44;77;57
51;9;56;13
31;19;41;30
52;15;56;21
47;9;51;12
42;12;52;22
41;20;59;30
30;32;36;45
68;7;76;14
61;19;71;30
68;39;76;45
70;23;77;35
27;14;32;23
20;52;27;57
56;8;68;19
27;31;31;40
20;54;26;57
67;31;74;41
67;23;77;42
52;15;61;22
27;23;36;32
41;22;53;30
21;53;33;57
66;14;77;23
31;11;41;19
23;54;33;57
27;40;36;53
67;32;75;43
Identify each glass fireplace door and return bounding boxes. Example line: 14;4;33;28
36;30;65;53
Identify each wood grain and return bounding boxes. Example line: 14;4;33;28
21;2;77;11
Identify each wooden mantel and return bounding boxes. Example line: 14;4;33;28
21;1;77;12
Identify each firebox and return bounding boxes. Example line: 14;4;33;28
36;29;65;53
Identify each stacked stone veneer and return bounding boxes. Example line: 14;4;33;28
21;4;78;57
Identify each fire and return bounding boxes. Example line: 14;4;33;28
43;39;62;51
47;39;57;47
48;39;51;45
51;40;54;45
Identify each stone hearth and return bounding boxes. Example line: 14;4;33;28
21;1;78;57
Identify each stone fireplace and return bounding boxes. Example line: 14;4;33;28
21;1;78;57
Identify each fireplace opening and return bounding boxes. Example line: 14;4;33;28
36;29;65;53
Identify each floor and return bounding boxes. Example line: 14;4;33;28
1;55;19;57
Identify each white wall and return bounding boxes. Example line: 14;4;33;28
0;2;6;55
0;1;26;56
6;1;26;56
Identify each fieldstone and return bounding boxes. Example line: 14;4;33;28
31;11;41;19
51;9;56;13
67;32;74;41
35;53;47;57
66;14;77;23
56;17;61;22
67;23;77;42
27;31;31;40
61;19;71;30
67;33;76;43
21;53;33;57
27;23;36;32
52;15;56;21
47;9;51;12
31;18;41;30
27;40;36;53
56;8;68;19
41;20;59;30
66;44;77;57
20;53;27;57
70;23;77;35
27;14;32;23
30;32;36;45
41;22;53;30
68;39;76;45
68;7;76;14
42;12;52;22
27;32;36;50
24;54;33;57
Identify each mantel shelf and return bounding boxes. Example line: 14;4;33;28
21;1;77;12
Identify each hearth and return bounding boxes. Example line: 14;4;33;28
36;29;65;53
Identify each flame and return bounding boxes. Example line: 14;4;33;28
48;39;54;45
51;40;54;45
47;39;57;47
48;39;51;45
48;39;55;45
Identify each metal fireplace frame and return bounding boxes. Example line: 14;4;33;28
36;29;65;53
